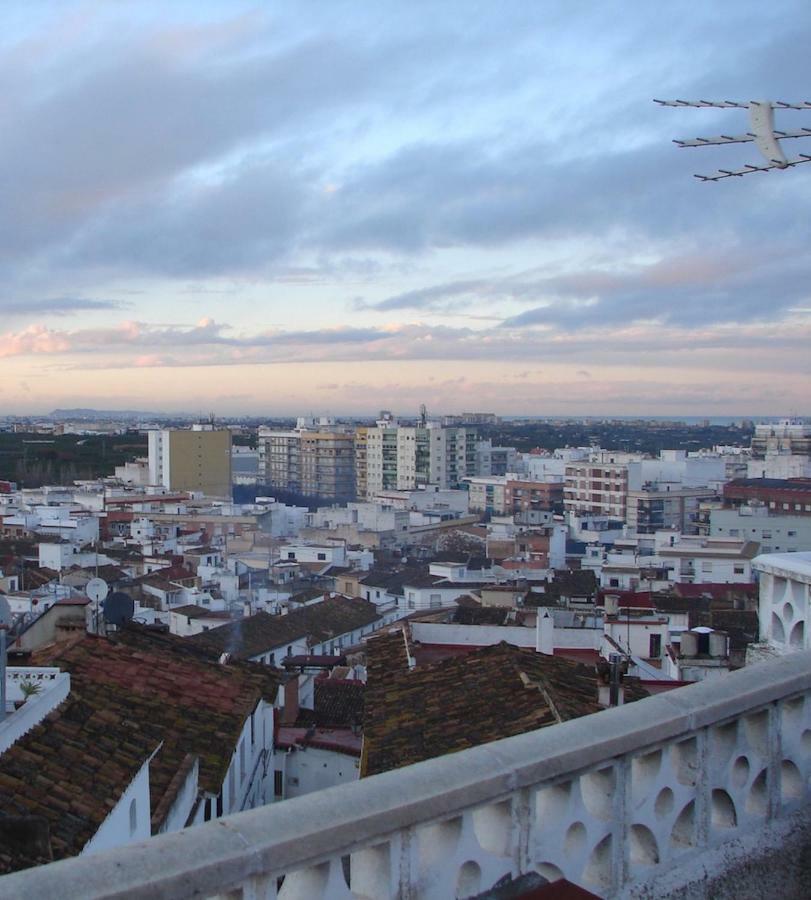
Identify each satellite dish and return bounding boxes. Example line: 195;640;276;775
85;578;109;604
103;592;134;627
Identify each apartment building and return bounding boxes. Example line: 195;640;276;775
354;426;369;501
475;440;519;476
750;418;811;458
466;476;508;515
748;419;811;479
259;418;355;501
626;485;718;534
365;422;478;499
506;478;564;515
723;477;811;515
563;452;636;519
147;426;232;500
299;431;355;500
709;504;811;554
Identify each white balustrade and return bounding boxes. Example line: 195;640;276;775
1;651;811;899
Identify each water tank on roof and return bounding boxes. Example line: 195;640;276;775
680;631;698;656
709;631;728;658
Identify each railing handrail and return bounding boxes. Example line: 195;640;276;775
1;649;810;900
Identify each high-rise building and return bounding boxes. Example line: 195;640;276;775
258;418;355;501
261;429;301;492
364;421;478;499
354;426;369;501
147;425;232;499
299;430;356;500
563;452;635;520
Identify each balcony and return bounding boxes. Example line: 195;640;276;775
1;652;811;899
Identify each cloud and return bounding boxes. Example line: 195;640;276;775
1;2;810;414
5;313;806;383
0;297;124;316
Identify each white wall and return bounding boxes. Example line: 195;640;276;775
281;746;359;799
410;621;536;648
157;758;200;834
82;759;152;855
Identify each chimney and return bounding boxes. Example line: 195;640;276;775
536;609;554;655
282;676;300;725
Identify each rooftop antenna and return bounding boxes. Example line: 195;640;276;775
102;591;135;630
655;99;811;180
420;404;427;427
86;577;109;635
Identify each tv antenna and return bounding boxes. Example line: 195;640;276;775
655;99;811;180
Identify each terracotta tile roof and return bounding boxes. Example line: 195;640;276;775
186;597;382;660
361;640;605;777
0;676;159;874
71;564;127;583
0;627;281;872
452;606;528;626
359;567;425;596
21;567;59;589
552;568;598;597
672;582;757;600
313;679;365;728
170;603;225;618
363;627;412;678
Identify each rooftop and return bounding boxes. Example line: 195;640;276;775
1;627;279;874
361;638;606;777
186;596;381;660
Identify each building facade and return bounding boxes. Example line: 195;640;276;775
365;423;478;499
564;453;633;519
147;426;232;500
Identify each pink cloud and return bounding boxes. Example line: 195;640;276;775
0;324;71;357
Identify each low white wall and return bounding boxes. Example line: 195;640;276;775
283;746;359;799
410;622;536;648
4;651;811;900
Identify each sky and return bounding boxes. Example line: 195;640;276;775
1;0;810;418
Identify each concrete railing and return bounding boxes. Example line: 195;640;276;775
2;651;811;899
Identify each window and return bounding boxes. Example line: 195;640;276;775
287;552;295;560
788;531;797;537
649;634;662;658
274;770;283;797
240;740;246;780
129;799;138;836
317;552;326;561
429;593;442;608
729;528;740;537
734;565;745;575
